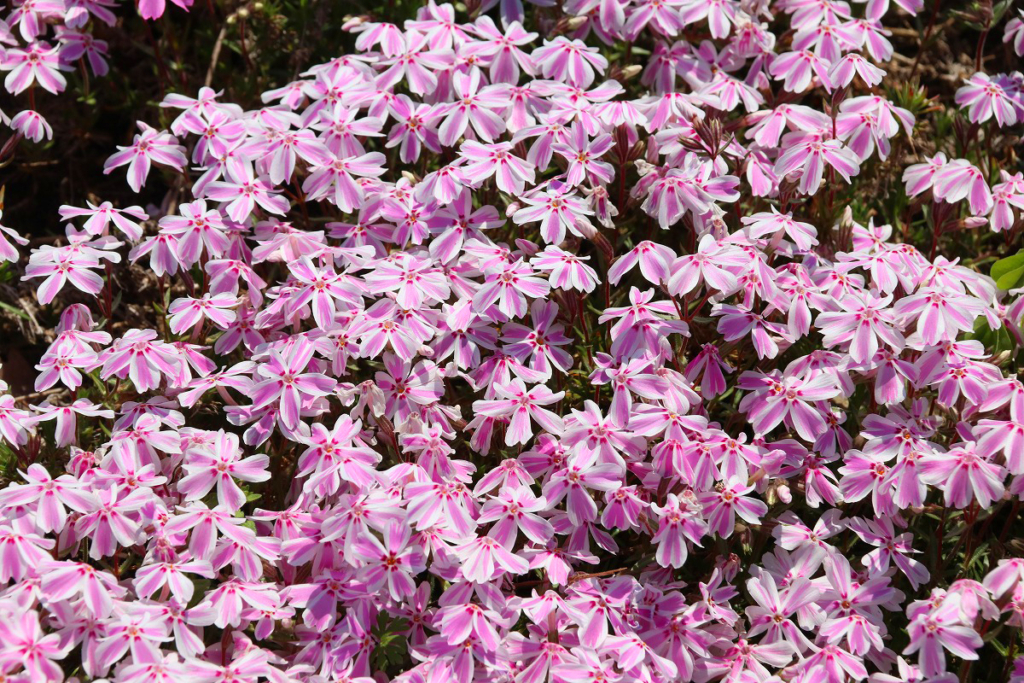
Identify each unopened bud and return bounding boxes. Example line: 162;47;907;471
590;230;615;264
619;65;642;80
573;218;598;240
341;15;369;30
634;159;656;178
776;483;792;504
0;134;22;168
566;15;588;29
515;238;540;256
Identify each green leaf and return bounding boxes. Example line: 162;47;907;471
992;0;1014;23
0;300;29;320
991;251;1024;290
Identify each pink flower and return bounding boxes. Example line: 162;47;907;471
386;95;441;164
137;0;192;19
919;441;1005;509
287;257;365;328
989;171;1024;232
187;578;280;629
667;233;745;297
903;152;949;197
0;463;98;533
974;417;1024;474
542;444;622;525
590;356;670;428
477;485;554;548
741;370;841;440
650;492;707;568
608;240;676;286
459;140;537;195
455;534;529;582
463;17;537;83
955;72;1021;126
473;258;550;319
167;293;238;335
769;49;833;92
354;299;428;361
904;598;983;677
436;70;509;146
474;378;565;446
31;399;113;447
2;42;68;94
133;556;216;603
774;135;861;195
638;153;739;228
532;246;600;292
847;516;930;589
375;353;444;425
99;328;182;392
984;558;1024;599
685;343;734;398
250;338;337;431
715;305;789;360
298;414;380;494
1006;10;1024;56
893;287;986;346
73;485;152;559
828;53;885;88
741;207;819;251
932;158;993;215
205;162;290;222
745;572;820;651
23;244;107;305
0;609;68;681
352;522;426;600
363;254;450;310
436;602;504;651
818;553;896;654
698;476;768;538
302;151;387;213
104;122;187;193
40;560;125;618
0;395;37;446
532;37;608;88
95;605;171;672
60;200;149;242
816;292;904;364
178;430;271;511
0;218;28;264
376;31;453;95
0;523;56;581
11;109;52;142
501;299;574;381
552;121;614;187
512;187;594;245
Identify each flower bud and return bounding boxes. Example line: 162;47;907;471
776;483;792;504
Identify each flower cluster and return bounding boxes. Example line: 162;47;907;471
1;0;1024;682
0;0;194;144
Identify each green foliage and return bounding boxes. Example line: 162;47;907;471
991;250;1024;291
372;612;411;673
